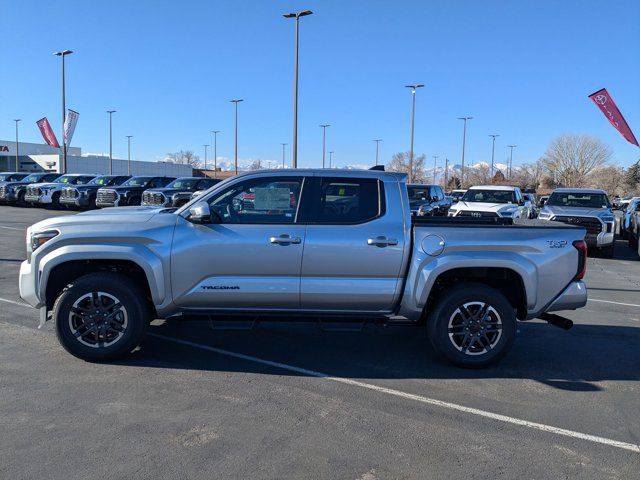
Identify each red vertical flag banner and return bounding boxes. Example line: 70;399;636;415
36;117;61;148
588;88;639;147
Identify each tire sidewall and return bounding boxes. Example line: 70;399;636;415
427;283;517;368
54;273;148;361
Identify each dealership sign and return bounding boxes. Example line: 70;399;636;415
0;145;8;152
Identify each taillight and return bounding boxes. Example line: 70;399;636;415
572;240;587;280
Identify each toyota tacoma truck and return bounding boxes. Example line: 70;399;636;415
95;176;176;208
60;175;131;210
141;177;220;208
20;169;588;368
537;188;615;257
0;172;60;205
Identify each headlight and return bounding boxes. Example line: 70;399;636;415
499;209;517;217
417;205;433;216
602;216;614;222
448;209;458;217
538;212;551;219
30;231;58;252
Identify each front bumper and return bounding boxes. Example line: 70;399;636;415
25;192;54;204
544;280;587;313
19;260;42;308
60;195;91;207
0;190;18;202
585;231;614;248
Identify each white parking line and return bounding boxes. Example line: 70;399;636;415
589;298;640;308
0;225;24;231
1;296;638;454
150;333;640;454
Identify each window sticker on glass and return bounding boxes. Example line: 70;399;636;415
254;188;291;210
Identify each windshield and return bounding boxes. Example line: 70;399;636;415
53;175;78;184
23;174;45;183
547;192;610;208
167;178;198;189
461;189;516;204
407;186;431;201
0;173;27;182
121;176;153;187
87;176;114;186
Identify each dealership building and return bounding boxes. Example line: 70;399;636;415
0;139;192;177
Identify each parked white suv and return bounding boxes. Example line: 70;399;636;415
448;185;531;219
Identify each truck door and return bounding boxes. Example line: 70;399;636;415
171;175;307;309
300;176;406;312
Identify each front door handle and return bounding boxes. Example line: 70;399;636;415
269;234;302;245
367;236;398;247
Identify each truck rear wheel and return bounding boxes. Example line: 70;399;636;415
427;283;517;368
53;272;149;362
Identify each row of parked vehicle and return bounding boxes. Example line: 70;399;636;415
619;196;640;256
0;171;220;209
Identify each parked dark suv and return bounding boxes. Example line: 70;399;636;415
60;175;131;209
96;176;176;208
407;184;452;216
0;172;60;205
141;177;220;208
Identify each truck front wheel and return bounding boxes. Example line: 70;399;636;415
427;283;517;368
53;272;149;361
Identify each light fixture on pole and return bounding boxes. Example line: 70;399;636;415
126;135;133;175
53;49;73;174
281;143;287;168
507;145;517;179
211;130;220;178
458;116;472;185
405;84;424;183
432;155;439;184
107;110;116;174
319;124;330;168
489;134;500;178
283;9;313;169
329;151;334;168
203;144;210;171
373;139;382;166
230;100;243;175
13;119;21;171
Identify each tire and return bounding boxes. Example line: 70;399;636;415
427;283;517;368
621;228;627;240
600;244;614;258
53;272;150;361
629;234;638;249
49;192;61;209
16;190;26;207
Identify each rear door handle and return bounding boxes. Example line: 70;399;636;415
270;234;302;245
367;236;398;247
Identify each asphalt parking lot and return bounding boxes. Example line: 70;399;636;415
1;206;638;479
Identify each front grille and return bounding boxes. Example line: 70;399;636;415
97;189;117;205
0;186;7;198
142;191;166;206
457;211;499;218
553;216;603;235
26;186;41;197
61;188;79;200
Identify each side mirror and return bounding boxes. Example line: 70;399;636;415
188;201;212;224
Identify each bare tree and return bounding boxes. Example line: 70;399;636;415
586;165;626;196
387;152;427;183
165;150;201;168
511;160;545;190
541;134;611;187
248;159;263;170
464;163;490;186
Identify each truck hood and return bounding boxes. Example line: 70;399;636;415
144;187;194;195
103;186;147;193
29;207;170;232
542;205;612;218
454;201;516;213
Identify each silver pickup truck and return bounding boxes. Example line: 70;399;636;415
20;169;588;367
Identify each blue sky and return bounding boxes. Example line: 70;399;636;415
2;0;639;169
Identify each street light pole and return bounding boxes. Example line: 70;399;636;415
405;84;424;183
230;100;243;175
13;119;21;171
211;130;220;178
458;116;472;186
329;151;334;168
281;143;287;168
489;134;500;179
126;135;133;175
203;144;209;172
107;110;116;174
319;124;330;168
283;10;313;169
432;155;438;184
373;139;382;166
507;145;517;179
54;50;73;174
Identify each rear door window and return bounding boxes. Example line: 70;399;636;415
312;177;384;224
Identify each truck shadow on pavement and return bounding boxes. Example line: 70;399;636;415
114;318;640;393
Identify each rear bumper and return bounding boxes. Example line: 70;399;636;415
543;280;587;313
